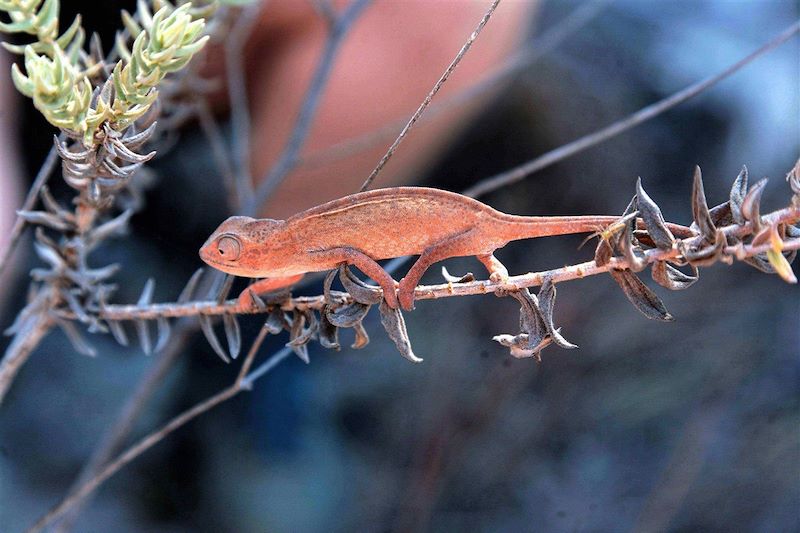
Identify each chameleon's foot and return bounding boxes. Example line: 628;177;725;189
383;286;400;309
397;278;416;311
237;288;260;309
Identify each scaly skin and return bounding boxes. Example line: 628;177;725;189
199;187;693;310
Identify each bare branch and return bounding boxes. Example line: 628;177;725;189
28;322;276;533
359;0;502;192
0;135;62;277
299;0;609;171
225;2;263;203
249;0;373;214
0;311;52;403
463;20;800;198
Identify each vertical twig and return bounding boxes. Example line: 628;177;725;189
0;311;52;403
225;1;263;204
359;0;503;192
248;0;373;213
28;326;282;533
0;137;62;277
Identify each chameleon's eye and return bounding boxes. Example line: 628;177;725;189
217;235;241;261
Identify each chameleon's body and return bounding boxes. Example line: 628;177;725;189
199;187;674;310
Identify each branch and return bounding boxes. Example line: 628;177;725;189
299;0;609;171
462;19;800;198
248;0;373;214
359;0;503;191
0;310;52;403
28;323;280;533
0;135;62;278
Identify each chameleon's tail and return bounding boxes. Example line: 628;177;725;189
501;214;695;240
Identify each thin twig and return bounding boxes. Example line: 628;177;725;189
359;0;503;192
249;0;373;213
195;100;239;211
0;136;62;277
225;1;263;203
299;0;609;171
0;311;52;403
51;322;195;533
28;323;277;533
463;19;800;198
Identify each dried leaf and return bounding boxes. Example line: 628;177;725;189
766;248;797;284
265;307;287;334
223;314;241;359
318;313;340;350
684;229;726;267
651;261;699;290
17;210;72;231
326;302;370;328
609;269;673;321
536;278;578;349
138;278;155;306
636;178;675;250
619;216;647;272
351;322;370;349
199;315;230;363
378;300;422;363
85;209;132;248
155;316;171;352
741;178;767;223
492;333;552;361
339;265;382;305
178;269;204;303
57;319;97;357
441;266;475;283
691;166;717;241
135;319;152;355
107;319;129;347
730;166;749;224
216;274;235;304
287;311;314;364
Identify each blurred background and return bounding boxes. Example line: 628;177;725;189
0;0;798;531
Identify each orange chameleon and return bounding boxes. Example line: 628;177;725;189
199;187;689;310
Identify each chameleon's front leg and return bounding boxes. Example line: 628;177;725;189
309;247;400;308
238;274;306;308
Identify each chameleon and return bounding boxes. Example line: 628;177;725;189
199;186;691;311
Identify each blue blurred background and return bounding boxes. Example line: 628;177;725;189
1;1;798;531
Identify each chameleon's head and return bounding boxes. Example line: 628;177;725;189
199;216;288;277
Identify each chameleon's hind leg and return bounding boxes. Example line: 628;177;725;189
310;247;400;309
476;253;509;282
398;230;477;311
